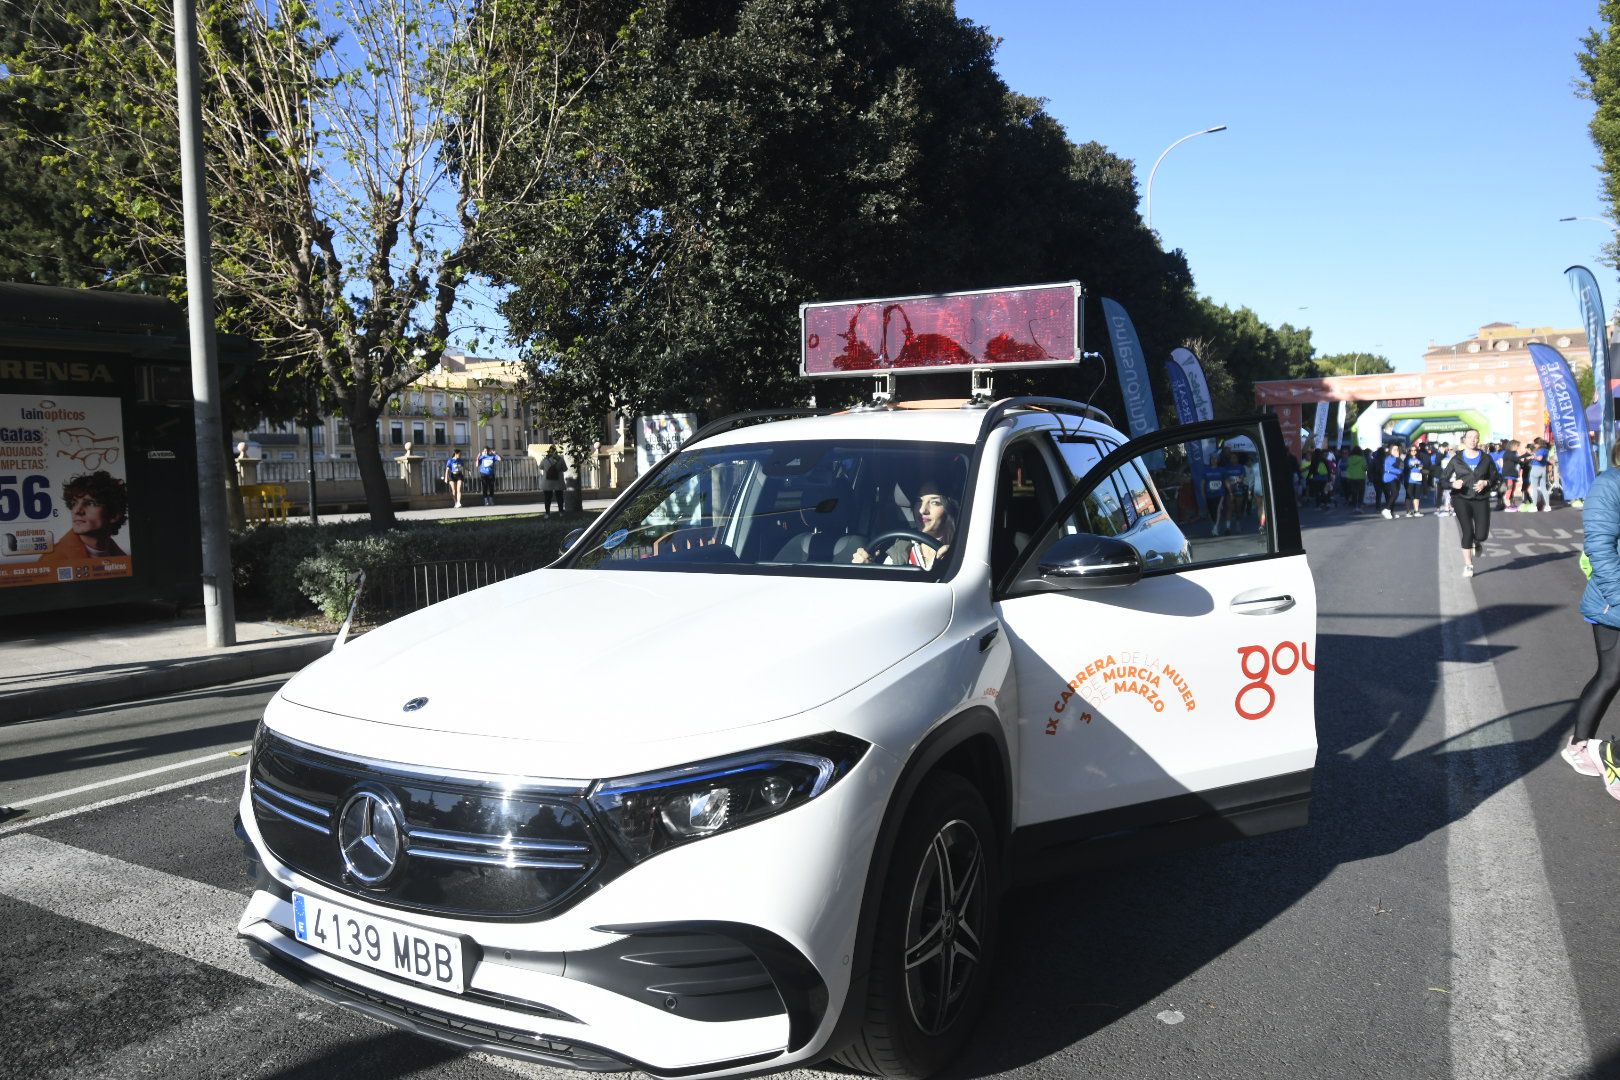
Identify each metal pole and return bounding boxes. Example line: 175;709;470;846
173;0;235;646
305;377;320;525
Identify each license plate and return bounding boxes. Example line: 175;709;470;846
292;892;466;994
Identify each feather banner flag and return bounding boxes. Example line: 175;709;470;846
1566;265;1613;472
1099;298;1160;443
1528;342;1596;501
1165;357;1208;512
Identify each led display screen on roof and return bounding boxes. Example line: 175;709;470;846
800;282;1082;378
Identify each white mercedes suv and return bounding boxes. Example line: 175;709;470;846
236;394;1317;1078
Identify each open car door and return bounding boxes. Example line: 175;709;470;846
993;413;1317;878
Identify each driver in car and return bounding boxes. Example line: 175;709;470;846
852;481;958;569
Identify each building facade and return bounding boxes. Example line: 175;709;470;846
235;353;636;505
1424;322;1591;376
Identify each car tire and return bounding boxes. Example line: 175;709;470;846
835;771;1000;1079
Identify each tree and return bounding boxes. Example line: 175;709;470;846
485;0;1198;434
4;0;631;526
1315;352;1394;377
1181;299;1318;417
0;0;141;286
1579;4;1620;270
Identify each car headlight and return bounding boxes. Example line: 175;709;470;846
587;733;869;864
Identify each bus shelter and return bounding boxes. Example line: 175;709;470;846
0;283;255;616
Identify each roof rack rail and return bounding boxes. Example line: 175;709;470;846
976;397;1112;442
686;408;833;447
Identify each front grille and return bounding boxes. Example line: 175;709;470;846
251;728;604;919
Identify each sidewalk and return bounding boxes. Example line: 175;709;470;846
0;610;334;724
2;496;619;724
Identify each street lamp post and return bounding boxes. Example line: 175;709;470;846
1145;125;1227;230
173;0;235;647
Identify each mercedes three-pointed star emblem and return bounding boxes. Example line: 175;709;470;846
337;789;404;886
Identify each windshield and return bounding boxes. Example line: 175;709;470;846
567;438;974;578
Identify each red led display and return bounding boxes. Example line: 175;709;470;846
800;282;1081;378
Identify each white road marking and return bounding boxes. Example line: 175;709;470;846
0;832;569;1078
0;764;247;837
0;831;275;985
13;745;252;807
1437;523;1592;1078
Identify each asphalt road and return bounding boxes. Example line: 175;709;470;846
1;504;1616;1080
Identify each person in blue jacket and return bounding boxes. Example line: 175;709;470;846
1570;440;1620;798
1404;442;1428;517
476;447;502;506
1379;443;1406;520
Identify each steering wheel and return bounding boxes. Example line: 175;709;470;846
860;529;943;563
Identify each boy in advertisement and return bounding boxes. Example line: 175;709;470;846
38;470;132;577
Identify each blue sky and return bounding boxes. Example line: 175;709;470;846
953;0;1613;372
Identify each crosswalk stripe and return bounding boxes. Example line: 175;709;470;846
0;832;577;1079
1437;523;1592;1078
14;746;252;808
0;765;247;837
0;831;275;987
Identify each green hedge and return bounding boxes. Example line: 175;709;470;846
232;511;597;621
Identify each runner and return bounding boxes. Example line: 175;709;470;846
1440;429;1500;578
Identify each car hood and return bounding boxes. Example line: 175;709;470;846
279;568;953;746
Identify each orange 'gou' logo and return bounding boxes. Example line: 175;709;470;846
1234;641;1315;721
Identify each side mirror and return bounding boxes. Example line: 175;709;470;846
560;527;585;555
1035;533;1142;589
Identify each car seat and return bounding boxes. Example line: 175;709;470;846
773;484;867;563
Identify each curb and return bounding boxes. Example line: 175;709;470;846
0;636;333;725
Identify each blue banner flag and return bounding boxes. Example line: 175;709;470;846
1170;347;1218;468
1528;342;1596;502
1099;298;1159;442
1165;358;1208;512
1169;347;1214;422
1566;265;1613;473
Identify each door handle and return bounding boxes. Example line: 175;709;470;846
1230;594;1295;615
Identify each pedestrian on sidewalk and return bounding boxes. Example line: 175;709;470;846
1565;439;1620;795
476;447;501;506
1440;429;1500;578
540;448;565;514
444;449;466;509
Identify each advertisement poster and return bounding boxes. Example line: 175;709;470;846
0;394;133;588
635;413;697;475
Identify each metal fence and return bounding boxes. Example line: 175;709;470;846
425;455;553;496
253;453;611;497
424;456;607;495
255;459;367;484
354;557;549;626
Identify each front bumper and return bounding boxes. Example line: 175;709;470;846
236;741;897;1077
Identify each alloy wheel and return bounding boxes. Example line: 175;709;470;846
902;818;986;1036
